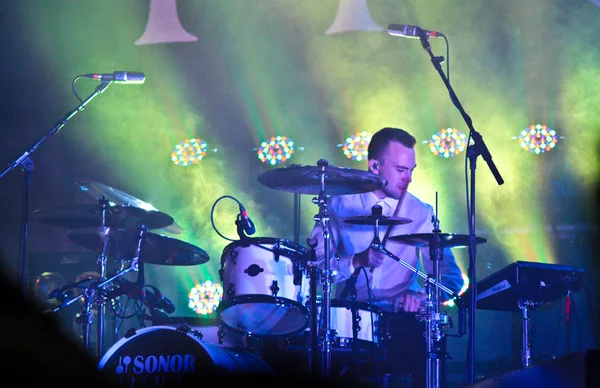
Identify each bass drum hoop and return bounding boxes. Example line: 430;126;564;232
218;294;309;337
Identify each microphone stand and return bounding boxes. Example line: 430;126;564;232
0;80;114;297
416;31;504;385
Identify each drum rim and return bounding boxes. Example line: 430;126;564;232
217;294;309;337
221;237;307;259
330;298;382;313
98;325;199;369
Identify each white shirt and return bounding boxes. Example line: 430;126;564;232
308;191;464;312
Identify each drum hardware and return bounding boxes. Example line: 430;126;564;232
75;180;183;235
50;226;144;356
217;237;310;337
411;28;504;385
377;197;487;388
67;227;210;266
305;238;320;374
32;203;175;231
0;79;116;297
98;326;274;386
257;159;387;379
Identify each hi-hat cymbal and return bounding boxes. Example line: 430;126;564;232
388;233;487;248
344;215;413;226
76;180;183;235
33;204;174;231
67;228;210;266
257;163;387;195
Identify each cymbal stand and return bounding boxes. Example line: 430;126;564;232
312;158;335;379
306;237;320;375
95;197;111;358
50;258;140;351
370;230;454;388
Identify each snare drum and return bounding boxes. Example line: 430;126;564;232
98;326;273;387
218;237;308;337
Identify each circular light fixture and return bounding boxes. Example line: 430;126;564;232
171;138;208;166
188;280;223;315
427;128;467;158
257;136;294;165
340;131;371;162
518;124;558;154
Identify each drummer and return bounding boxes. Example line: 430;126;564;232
309;127;464;385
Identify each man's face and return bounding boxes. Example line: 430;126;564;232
369;140;416;199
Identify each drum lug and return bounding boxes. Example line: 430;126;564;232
270;280;279;296
218;268;224;282
227;284;236;300
231;250;238;265
217;325;225;345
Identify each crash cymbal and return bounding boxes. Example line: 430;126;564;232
388;233;487;248
33;204;174;231
257;163;387;195
344;215;413;226
76;180;183;235
67;228;210;266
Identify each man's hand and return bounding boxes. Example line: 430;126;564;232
394;291;426;313
352;248;385;269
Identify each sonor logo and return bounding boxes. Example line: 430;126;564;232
115;354;196;375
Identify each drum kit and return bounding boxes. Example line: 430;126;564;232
34;159;486;387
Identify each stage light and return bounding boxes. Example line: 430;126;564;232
339;131;371;162
517;124;558;155
256;136;295;165
326;0;383;34
171;138;208;166
188;280;223;315
444;273;469;307
426;128;467;158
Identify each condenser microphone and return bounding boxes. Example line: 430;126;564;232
238;203;256;235
339;267;362;300
388;24;445;39
83;71;146;84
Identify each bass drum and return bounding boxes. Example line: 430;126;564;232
98;326;273;387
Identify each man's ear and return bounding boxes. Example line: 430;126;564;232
369;160;380;173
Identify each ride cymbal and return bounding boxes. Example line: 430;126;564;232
343;215;413;226
257;163;387;195
67;228;210;266
76;180;183;235
388;233;487;248
33;204;174;231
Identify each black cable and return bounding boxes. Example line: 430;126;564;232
361;266;380;383
550;300;562;359
211;195;244;242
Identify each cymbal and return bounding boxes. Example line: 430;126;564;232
344;215;413;226
76;180;183;235
33;204;174;231
257;163;387;195
388;233;487;248
67;228;210;266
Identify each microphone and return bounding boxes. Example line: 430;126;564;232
82;71;146;84
339;267;362;300
238;203;256;235
148;286;176;314
388;24;445;39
